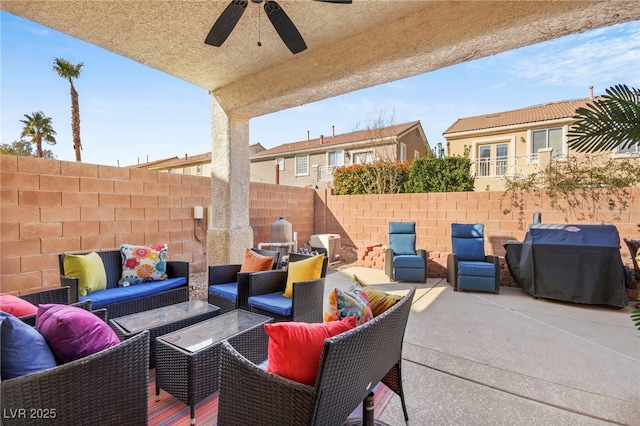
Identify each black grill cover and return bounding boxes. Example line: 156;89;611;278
505;224;627;308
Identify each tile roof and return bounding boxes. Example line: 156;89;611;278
251;120;422;158
443;97;602;136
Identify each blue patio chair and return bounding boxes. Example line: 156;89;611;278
385;222;427;282
447;223;500;294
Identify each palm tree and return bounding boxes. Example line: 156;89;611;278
567;84;640;153
19;112;57;158
53;58;84;161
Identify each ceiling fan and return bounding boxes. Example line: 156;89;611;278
205;0;352;54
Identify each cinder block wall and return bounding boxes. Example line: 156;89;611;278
1;155;212;295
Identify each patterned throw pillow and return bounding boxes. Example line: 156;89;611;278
119;244;168;285
352;274;402;317
324;284;373;325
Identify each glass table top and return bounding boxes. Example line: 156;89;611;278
113;300;218;334
159;309;271;353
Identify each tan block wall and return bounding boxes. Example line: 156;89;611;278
2;154;638;299
1;155;212;295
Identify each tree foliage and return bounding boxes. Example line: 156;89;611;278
333;161;410;195
0;140;56;158
404;155;475;193
567;84;640;153
19;111;57;158
500;156;640;227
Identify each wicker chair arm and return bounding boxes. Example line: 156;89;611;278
167;261;189;283
60;275;80;303
208;264;242;285
218;340;315;425
19;286;70;306
292;278;325;323
248;270;288;296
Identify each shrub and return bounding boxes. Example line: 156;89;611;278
333;161;410;195
404;156;475;193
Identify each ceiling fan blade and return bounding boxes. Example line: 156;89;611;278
205;0;248;47
264;1;307;54
313;0;352;3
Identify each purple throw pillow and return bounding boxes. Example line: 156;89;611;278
35;304;120;364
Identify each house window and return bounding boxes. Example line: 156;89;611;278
532;127;563;159
617;142;640;154
327;150;344;167
296;154;309;176
414;150;420;160
168;168;174;174
496;144;508;176
400;143;407;161
183;166;190;175
353;151;373;164
196;164;202;175
276;157;284;170
477;145;491;177
476;143;508;177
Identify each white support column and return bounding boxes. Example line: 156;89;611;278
206;97;253;266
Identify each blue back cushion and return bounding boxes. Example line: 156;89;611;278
451;223;486;261
389;222;417;255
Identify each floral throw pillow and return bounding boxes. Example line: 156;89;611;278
119;244;168;285
324;284;373;325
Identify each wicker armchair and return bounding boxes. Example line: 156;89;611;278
16;287;70;326
246;253;328;322
208;248;281;313
623;238;640;282
218;286;415;425
0;329;148;426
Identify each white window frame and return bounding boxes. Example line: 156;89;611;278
276;157;285;170
614;142;640;157
295;154;309;176
399;143;407;162
196;164;202;175
327;150;344;167
530;126;566;161
353;151;373;164
472;136;514;178
183;166;190;175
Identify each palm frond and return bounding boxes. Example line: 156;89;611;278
567;84;640;153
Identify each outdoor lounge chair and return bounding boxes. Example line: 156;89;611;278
447;223;500;294
208;248;281;313
385;221;427;282
246;253;328;322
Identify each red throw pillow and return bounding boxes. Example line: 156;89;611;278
240;248;274;273
265;316;357;386
0;293;38;317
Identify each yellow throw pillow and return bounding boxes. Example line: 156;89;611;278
283;254;324;298
240;248;274;272
63;252;107;297
352;274;401;317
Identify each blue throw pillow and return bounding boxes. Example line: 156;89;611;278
0;311;57;380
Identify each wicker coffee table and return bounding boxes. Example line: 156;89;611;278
155;309;273;425
109;300;220;368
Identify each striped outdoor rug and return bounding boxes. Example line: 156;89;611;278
148;369;394;425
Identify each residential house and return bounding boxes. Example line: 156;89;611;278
131;144;267;175
443;91;640;191
250;121;430;188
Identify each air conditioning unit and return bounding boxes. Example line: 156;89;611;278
309;234;341;263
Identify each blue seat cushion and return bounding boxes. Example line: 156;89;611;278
79;277;187;309
393;255;425;268
457;261;496;278
248;292;292;317
208;282;238;301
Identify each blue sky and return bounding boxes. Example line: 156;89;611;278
1;12;639;167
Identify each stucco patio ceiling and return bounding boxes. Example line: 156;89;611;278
3;1;639;120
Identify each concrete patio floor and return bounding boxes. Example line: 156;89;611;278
324;266;640;426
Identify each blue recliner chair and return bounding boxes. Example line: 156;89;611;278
385;222;427;282
447;223;500;294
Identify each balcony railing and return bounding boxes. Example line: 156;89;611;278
317;165;338;182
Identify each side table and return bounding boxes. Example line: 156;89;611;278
109;300;220;368
155;309;273;425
